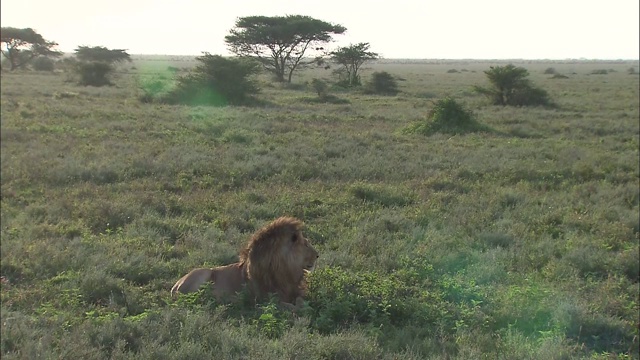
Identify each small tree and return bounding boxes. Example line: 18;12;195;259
330;42;379;87
1;27;62;71
74;46;131;64
225;15;346;83
364;71;399;95
474;64;550;106
161;53;260;106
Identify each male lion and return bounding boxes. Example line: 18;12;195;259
171;217;318;309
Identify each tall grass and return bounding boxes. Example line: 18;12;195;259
1;59;639;359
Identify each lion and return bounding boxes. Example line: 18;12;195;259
171;217;318;309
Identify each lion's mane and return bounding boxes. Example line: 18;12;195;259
240;216;317;304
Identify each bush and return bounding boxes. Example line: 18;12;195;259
159;53;260;106
404;97;487;136
138;75;175;103
310;78;329;99
364;71;399;95
591;69;608;75
32;57;55;71
307;266;443;334
543;67;556;74
474;64;551;106
302;78;350;104
75;61;113;86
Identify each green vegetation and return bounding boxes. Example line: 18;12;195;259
405;97;486;135
474;64;551;106
364;71;400;95
225;15;346;83
143;53;261;106
1;58;639;359
330;42;379;87
75;61;114;86
0;27;62;71
74;46;132;64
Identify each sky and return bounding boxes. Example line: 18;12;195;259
1;0;638;59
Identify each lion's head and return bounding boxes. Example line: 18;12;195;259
240;217;318;303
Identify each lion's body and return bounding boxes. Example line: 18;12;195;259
171;217;318;307
170;263;245;299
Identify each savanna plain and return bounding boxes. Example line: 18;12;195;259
1;58;639;359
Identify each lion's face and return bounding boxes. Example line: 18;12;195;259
288;230;319;274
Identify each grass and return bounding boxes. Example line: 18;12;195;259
1;58;639;359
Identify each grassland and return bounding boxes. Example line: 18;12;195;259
1;58;639;359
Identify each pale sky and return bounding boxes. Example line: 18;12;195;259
2;0;638;59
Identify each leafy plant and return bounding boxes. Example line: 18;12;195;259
74;46;131;64
474;64;551;106
330;42;378;87
161;53;260;106
404;97;487;135
310;78;329;99
364;71;399;95
225;15;346;83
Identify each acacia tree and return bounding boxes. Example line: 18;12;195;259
474;64;550;106
330;42;378;87
225;15;346;83
74;46;131;64
1;27;62;71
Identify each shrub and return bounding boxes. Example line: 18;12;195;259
543;67;556;74
364;71;399;95
627;67;636;74
404;97;487;135
75;61;113;86
32;57;55;71
307;266;442;334
138;75;175;103
474;64;551;106
447;69;459;73
310;78;329;99
591;69;608;75
160;53;260;106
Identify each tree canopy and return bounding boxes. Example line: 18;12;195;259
225;15;346;83
75;46;131;64
330;43;379;87
1;27;62;71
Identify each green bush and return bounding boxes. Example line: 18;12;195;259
32;57;55;71
310;78;329;99
474;64;551;106
138;75;175;103
160;53;260;106
404;97;487;135
364;71;399;95
75;61;113;87
307;266;441;333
